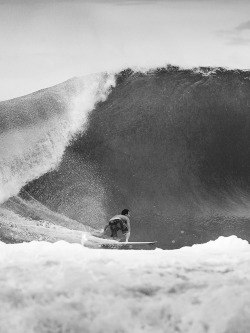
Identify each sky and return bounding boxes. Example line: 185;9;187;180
0;0;250;100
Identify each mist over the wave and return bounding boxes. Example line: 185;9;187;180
0;73;115;204
20;66;250;248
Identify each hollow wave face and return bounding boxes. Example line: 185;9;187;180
6;66;250;248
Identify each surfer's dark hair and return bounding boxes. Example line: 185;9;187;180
121;209;129;215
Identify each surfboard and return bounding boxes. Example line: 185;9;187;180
99;241;157;249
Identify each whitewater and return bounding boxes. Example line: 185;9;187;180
1;67;250;332
1;236;250;333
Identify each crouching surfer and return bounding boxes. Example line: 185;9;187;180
103;209;131;242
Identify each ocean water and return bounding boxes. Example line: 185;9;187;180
1;66;250;249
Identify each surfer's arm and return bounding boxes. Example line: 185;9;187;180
124;219;131;242
124;231;130;242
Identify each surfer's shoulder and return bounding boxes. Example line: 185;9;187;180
109;214;129;222
109;214;121;221
122;215;130;222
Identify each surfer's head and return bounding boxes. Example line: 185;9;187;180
121;209;130;216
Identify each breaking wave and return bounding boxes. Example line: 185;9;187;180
2;66;250;248
0;73;115;203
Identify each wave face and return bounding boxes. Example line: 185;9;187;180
3;66;250;248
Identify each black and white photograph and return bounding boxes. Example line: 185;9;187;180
1;0;250;332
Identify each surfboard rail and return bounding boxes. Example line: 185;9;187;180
99;241;157;249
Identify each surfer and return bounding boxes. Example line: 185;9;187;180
103;209;131;242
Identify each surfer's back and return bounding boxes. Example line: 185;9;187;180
109;214;130;223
